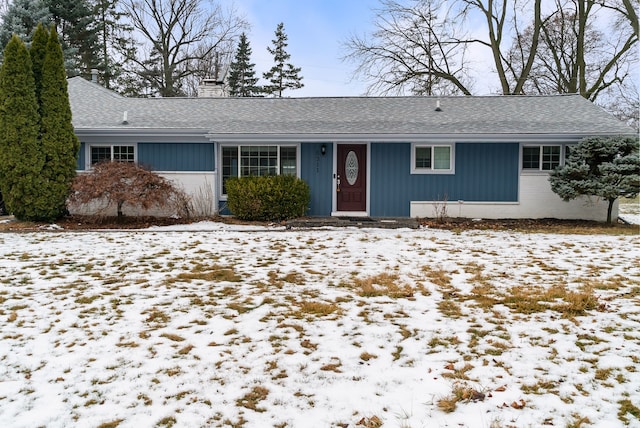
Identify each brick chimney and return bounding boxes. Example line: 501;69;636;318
198;78;227;97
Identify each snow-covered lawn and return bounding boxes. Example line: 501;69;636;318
0;224;638;428
619;199;640;225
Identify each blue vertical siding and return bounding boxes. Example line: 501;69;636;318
301;143;333;216
77;142;85;170
138;143;215;171
370;142;519;217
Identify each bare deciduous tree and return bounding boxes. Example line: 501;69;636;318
464;0;544;95
344;0;637;126
343;0;473;95
121;0;246;97
506;0;638;127
528;1;635;101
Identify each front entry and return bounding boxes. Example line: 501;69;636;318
336;144;367;213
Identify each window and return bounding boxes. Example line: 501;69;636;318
222;145;298;194
412;144;454;173
90;145;135;165
522;145;561;171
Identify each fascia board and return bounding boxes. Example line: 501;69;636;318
205;132;634;143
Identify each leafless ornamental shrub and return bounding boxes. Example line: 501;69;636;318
433;193;449;222
189;179;216;218
68;161;182;218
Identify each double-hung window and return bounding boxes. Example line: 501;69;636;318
522;145;561;171
412;144;454;173
90;145;135;165
221;145;298;194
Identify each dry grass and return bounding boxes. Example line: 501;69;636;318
422;266;453;288
442;363;475;381
359;352;378;362
160;333;185;342
501;284;599;316
292;300;341;318
355;415;383;428
353;273;414;298
437;383;486;413
236;386;270;412
320;357;343;373
618;399;640;424
171;263;242;283
96;420;123;428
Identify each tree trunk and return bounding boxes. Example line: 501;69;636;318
606;198;615;225
117;200;124;218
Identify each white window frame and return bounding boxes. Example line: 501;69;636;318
411;143;455;174
86;144;137;169
521;144;564;173
220;143;300;198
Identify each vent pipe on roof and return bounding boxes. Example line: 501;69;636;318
91;69;99;84
122;111;129;125
435;99;442;112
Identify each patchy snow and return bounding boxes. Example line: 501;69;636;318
619;201;640;225
0;225;638;428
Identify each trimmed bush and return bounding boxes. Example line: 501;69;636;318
226;175;310;221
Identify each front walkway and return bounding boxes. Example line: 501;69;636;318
285;217;420;229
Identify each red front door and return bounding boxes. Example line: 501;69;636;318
337;144;367;212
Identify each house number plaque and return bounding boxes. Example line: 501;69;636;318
345;151;358;185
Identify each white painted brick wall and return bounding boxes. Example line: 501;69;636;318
410;174;615;221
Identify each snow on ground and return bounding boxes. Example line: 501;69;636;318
0;225;638;428
619;200;640;225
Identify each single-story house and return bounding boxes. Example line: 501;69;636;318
68;76;634;221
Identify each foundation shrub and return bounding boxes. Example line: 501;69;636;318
226;175;310;221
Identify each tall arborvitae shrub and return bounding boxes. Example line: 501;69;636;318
38;27;80;220
30;23;49;108
0;35;44;220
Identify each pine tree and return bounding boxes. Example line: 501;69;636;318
263;23;303;97
0;35;45;220
30;23;48;108
0;0;51;49
549;136;640;224
43;0;98;77
227;33;260;97
92;0;135;89
38;26;80;220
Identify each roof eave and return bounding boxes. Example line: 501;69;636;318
73;128;636;142
205;131;635;143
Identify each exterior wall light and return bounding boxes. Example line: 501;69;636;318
321;144;326;155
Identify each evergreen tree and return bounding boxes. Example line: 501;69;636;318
92;0;135;89
43;0;98;77
30;23;48;108
38;27;80;220
0;0;51;49
227;33;260;97
0;35;45;220
263;23;303;97
549;135;640;224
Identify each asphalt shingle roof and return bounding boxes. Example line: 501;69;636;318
68;76;634;137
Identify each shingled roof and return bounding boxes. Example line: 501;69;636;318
68;76;633;138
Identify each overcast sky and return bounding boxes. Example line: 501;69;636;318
233;0;380;97
231;0;638;100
